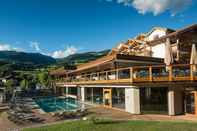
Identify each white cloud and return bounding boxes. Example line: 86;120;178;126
29;41;41;51
0;44;12;51
50;46;78;58
0;44;22;51
105;0;192;16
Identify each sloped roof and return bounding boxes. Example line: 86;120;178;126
145;27;175;37
148;24;197;45
73;54;116;73
50;67;68;76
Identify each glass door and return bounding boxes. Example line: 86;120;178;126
103;88;112;108
185;92;195;114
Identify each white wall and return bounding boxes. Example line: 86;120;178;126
125;87;140;114
152;43;165;58
146;29;166;41
146;29;167;58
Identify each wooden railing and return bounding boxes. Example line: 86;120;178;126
56;64;197;85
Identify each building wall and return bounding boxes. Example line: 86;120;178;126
174;90;183;115
146;29;166;41
168;87;184;115
152;43;165;58
146;29;167;58
125;87;140;114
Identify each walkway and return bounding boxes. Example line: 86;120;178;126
0;112;20;131
88;107;197;122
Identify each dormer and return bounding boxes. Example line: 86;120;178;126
145;27;174;41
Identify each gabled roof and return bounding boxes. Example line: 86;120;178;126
148;24;197;45
145;27;175;37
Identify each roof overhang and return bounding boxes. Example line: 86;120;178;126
148;24;197;46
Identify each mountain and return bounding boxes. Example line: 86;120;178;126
57;49;110;66
0;51;56;68
0;49;110;70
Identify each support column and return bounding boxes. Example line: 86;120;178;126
168;87;183;115
91;88;94;103
65;87;68;96
125;87;140;114
61;87;65;96
77;87;81;100
194;91;197;116
81;87;85;111
168;88;175;115
81;87;85;102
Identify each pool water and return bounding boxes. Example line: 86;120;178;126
35;97;79;113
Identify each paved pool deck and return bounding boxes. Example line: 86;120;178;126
1;107;197;131
88;107;197;122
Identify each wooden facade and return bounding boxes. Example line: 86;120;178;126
52;24;197;116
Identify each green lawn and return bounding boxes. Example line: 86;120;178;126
23;120;197;131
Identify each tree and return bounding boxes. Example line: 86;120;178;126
4;79;16;100
37;70;56;89
37;72;46;87
20;79;29;91
5;79;15;92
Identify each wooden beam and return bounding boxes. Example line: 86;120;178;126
190;65;194;81
97;72;100;80
130;67;133;83
149;66;153;82
194;91;197;116
168;66;173;81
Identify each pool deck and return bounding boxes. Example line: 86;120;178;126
88;107;197;122
1;106;197;131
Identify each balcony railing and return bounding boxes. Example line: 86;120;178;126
56;64;197;85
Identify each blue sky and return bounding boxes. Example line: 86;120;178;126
0;0;197;58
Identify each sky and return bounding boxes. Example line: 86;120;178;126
0;0;197;58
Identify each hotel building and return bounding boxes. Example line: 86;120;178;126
51;24;197;116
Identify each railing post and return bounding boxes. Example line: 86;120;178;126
90;74;92;81
130;67;133;83
168;65;172;81
149;66;153;82
97;72;100;80
106;71;108;80
190;64;194;81
116;69;119;80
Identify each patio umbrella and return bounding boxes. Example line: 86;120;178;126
164;38;174;70
190;44;197;71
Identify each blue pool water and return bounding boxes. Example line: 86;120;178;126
35;97;79;113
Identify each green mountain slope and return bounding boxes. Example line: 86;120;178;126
57;49;110;66
0;51;56;66
0;49;110;70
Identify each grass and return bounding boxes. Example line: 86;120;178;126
0;111;3;117
23;120;197;131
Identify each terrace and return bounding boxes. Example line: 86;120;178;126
56;64;197;86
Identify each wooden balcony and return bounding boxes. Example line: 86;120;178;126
56;64;197;86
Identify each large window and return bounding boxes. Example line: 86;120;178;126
140;87;168;114
85;87;103;104
85;88;92;102
112;88;125;109
93;88;103;104
67;87;77;96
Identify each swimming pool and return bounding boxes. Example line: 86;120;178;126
34;97;79;113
